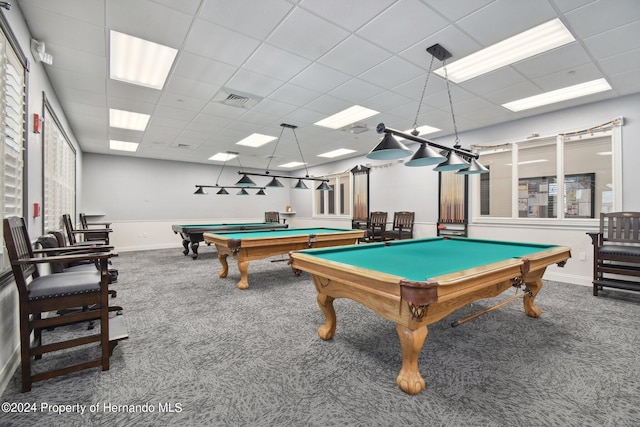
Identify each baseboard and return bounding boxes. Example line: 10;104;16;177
543;271;591;287
0;344;20;395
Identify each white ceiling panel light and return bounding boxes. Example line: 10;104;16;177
109;108;150;131
314;105;379;129
209;152;238;161
235;133;277;147
400;125;441;138
110;30;178;90
318;148;357;158
502;78;612;112
434;19;575;83
110;140;139;152
278;161;306;168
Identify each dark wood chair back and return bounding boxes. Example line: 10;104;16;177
600;211;640;244
265;211;280;223
367;211;388;241
383;211;415;240
63;214;109;245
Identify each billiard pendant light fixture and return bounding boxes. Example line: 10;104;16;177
368;44;487;174
193;151;266;195
235;123;331;191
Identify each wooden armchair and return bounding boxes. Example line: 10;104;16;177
63;213;110;245
383;211;415;240
366;211;388;242
3;216;127;392
265;211;280;223
587;212;640;296
79;213;112;230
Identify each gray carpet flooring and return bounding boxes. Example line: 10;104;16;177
1;246;639;427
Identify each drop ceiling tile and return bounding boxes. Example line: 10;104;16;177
251;99;298;117
150;0;202;15
598;49;640;76
327;79;385;104
200;0;293;39
184;19;261;66
172;52;238;86
359;56;426;89
460;67;526;96
400;26;482;66
226;68;284;97
319;35;392;76
364;91;413;112
565;0;640;39
583;20;640;60
106;0;192;48
267;8;350;60
305;95;352;115
422;0;495;22
289;63;352;93
532;62;604;91
165;75;221;101
456;0;557;45
357;0;449;52
300;0;396;31
107;81;161;106
269;83;322;105
607;69;640;95
512;43;591;79
243;44;311;81
158;92;208;111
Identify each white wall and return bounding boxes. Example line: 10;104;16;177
0;5;84;394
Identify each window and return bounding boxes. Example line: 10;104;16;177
43;96;76;232
1;15;27;275
476;121;619;221
314;171;351;217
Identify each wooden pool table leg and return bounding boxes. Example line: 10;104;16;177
395;324;427;395
236;260;250;290
316;293;336;340
217;252;229;278
523;277;543;318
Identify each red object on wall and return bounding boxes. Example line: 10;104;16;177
33;202;40;218
33;114;41;133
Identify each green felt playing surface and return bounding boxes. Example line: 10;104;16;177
299;237;557;281
208;228;355;239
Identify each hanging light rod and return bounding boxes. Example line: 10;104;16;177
375;123;479;160
236;171;329;183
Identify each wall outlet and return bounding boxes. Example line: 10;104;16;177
578;252;586;261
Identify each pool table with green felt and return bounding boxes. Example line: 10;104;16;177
289;236;571;395
172;222;287;259
204;227;364;289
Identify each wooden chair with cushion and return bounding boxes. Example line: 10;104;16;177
265;211;280;223
366;211;388;242
3;216;127;392
63;213;110;245
587;211;640;296
383;211;415;241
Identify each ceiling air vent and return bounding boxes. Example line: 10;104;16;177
344;123;369;134
213;88;262;109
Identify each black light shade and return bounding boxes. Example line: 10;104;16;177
216;187;229;195
405;143;447;167
256;188;267;195
235;174;257;186
237;188;249;195
457;158;489;175
433;151;470;172
194;186;207;195
266;177;284;187
316;181;332;191
293;179;309;189
366;133;413;160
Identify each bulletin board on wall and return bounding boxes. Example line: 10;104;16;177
438;172;468;236
518;172;594;219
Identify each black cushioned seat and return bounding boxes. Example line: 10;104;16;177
598;245;640;257
27;271;101;301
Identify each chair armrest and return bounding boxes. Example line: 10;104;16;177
85;222;112;227
12;252;118;266
586;232;602;246
33;245;114;255
70;228;113;235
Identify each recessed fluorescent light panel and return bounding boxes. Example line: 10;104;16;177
434;19;575;83
235;133;277;147
318;148;357;158
110;30;178;90
109;140;139;152
278;161;305;168
109;108;150;131
209;152;238;161
502;78;612;112
314;105;379;129
506;159;548;166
